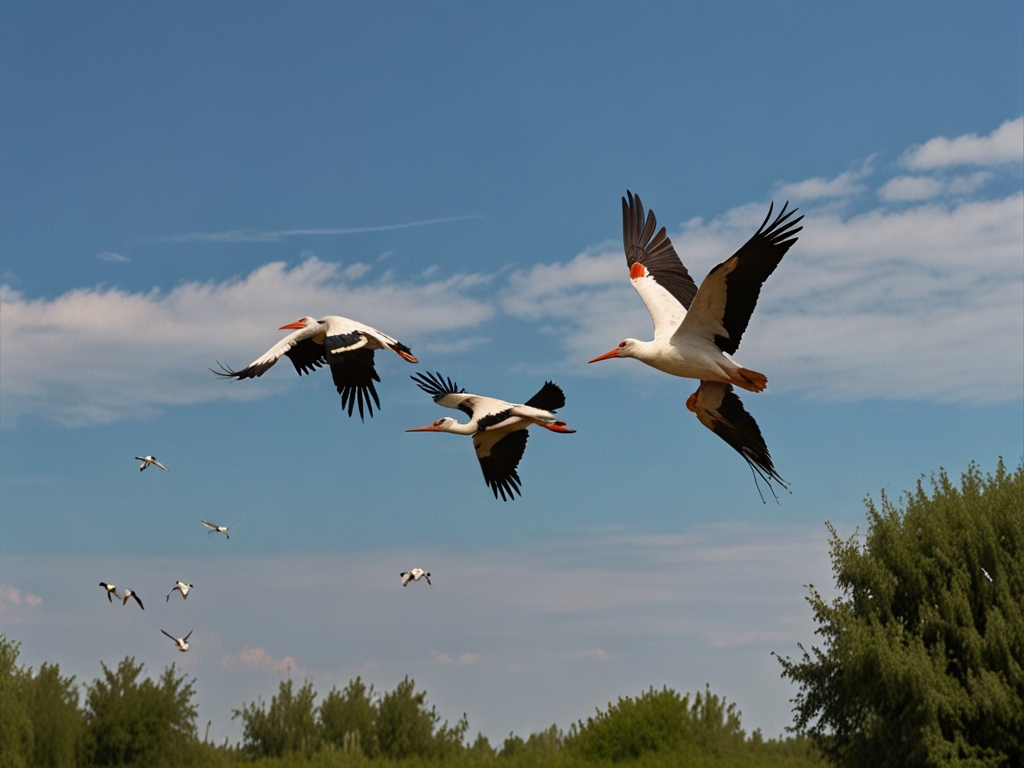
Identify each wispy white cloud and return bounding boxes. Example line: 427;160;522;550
0;583;43;623
220;646;300;674
879;171;993;202
96;251;130;263
0;257;494;426
902;117;1024;170
774;159;873;202
163;215;483;243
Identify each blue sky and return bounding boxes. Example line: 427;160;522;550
2;1;1022;745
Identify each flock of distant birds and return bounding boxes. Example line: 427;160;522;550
100;192;802;652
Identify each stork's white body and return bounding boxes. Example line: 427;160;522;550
214;315;417;419
167;581;193;601
407;372;575;501
400;568;431;586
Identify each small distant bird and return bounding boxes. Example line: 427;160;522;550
166;581;194;601
121;589;144;610
400;568;431;586
213;315;418;419
136;456;168;472
406;371;575;501
161;629;192;652
201;520;229;539
588;192;801;500
981;567;993;583
99;582;121;602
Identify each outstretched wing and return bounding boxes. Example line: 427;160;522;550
688;381;788;502
212;326;325;380
474;429;528;501
410;371;475;417
677;202;802;355
524;381;566;412
329;348;381;420
623;191;699;338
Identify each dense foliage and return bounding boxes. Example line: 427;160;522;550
1;632;820;766
778;460;1024;767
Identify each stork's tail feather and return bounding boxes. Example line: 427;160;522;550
731;367;767;393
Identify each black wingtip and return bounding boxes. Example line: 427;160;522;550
410;371;465;400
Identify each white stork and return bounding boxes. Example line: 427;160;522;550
161;629;192;652
99;582;121;603
214;315;418;419
121;589;145;610
201;519;230;539
400;568;431;586
166;581;194;601
406;371;575;501
589;192;801;500
136;456;168;472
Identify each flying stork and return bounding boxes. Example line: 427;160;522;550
213;316;418;419
161;629;193;652
201;519;230;539
136;456;168;472
121;589;145;610
166;581;194;601
588;192;801;500
406;371;575;501
400;568;431;586
99;582;121;603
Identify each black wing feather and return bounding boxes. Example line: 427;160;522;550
623;191;699;310
330;349;381;420
476;409;513;431
706;384;788;500
285;337;328;376
712;202;803;355
475;430;528;502
524;381;566;412
410;371;465;401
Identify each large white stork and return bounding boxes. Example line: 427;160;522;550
214;316;418;419
589;192;801;499
406;372;575;501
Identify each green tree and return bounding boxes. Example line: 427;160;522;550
0;636;33;768
83;656;198;766
778;460;1024;768
319;676;377;755
233;679;320;758
27;662;82;768
376;676;467;759
567;685;745;762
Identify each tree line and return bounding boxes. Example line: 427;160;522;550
2;460;1020;767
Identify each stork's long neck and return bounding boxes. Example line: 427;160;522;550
444;419;478;436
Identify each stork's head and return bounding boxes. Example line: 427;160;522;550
405;417;459;433
279;316;321;331
588;339;640;363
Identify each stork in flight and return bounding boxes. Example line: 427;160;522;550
136;456;168;472
589;192;801;500
213;316;418;419
400;568;431;586
406;371;575;501
99;582;121;603
121;589;145;610
161;629;192;652
201;519;230;539
166;581;194;601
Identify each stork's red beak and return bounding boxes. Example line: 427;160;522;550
279;319;307;330
588;348;620;363
405;424;442;432
395;350;419;364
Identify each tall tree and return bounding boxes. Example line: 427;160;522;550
83;657;198;766
27;662;82;768
0;636;33;768
319;676;377;755
376;676;467;759
233;679;320;758
778;460;1024;767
